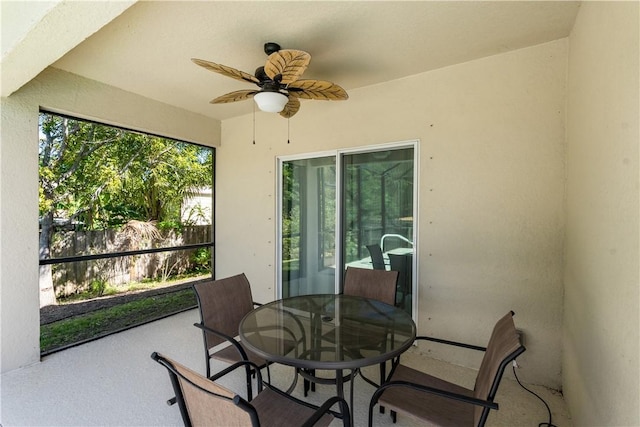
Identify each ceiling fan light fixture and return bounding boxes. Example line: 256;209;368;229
193;42;347;118
254;91;288;113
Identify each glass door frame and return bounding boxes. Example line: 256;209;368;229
276;139;420;320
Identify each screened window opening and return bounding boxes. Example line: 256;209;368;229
38;111;214;354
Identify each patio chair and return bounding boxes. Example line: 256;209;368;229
368;311;526;427
303;267;400;397
343;266;398;306
151;352;351;427
193;273;285;400
366;244;387;270
341;267;401;385
344;266;401;396
388;253;411;310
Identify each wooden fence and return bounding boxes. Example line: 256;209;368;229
48;226;211;297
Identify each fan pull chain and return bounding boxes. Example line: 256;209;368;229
287;118;290;144
252;103;256;145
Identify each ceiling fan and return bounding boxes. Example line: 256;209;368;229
192;42;348;118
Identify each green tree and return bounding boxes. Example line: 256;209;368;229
39;113;212;306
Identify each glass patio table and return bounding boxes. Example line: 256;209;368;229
239;294;416;420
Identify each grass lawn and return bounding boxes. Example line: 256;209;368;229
40;289;197;354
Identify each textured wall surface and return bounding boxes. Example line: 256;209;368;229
217;40;568;388
0;96;41;372
1;1;136;97
564;2;640;425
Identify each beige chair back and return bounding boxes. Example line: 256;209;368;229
343;267;398;306
193;273;255;349
472;311;524;426
156;353;251;426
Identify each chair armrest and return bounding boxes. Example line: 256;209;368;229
278;308;308;351
415;336;486;352
384;337;487;389
264;383;351;426
371;380;498;410
210;360;264;392
302;395;351;427
193;322;249;360
150;353;265;399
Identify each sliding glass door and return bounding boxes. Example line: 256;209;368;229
277;142;417;316
279;155;337;297
342;148;415;314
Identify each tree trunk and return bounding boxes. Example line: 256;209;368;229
39;212;57;307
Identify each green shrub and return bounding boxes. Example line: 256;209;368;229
189;248;211;273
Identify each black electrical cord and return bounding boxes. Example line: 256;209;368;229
512;364;558;427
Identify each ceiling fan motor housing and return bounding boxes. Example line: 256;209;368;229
264;42;281;55
260;80;284;93
255;66;269;82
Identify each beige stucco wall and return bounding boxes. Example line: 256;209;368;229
217;40;568;388
1;1;136;97
564;2;640;425
0;68;220;373
0;95;41;372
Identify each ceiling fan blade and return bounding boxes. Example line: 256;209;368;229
287;79;349;101
264;49;311;85
210;89;258;104
192;58;259;84
280;96;301;118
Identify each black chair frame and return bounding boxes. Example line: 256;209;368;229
152;352;352;427
369;329;526;426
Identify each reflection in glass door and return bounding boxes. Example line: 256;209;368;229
278;142;417;316
279;156;336;297
341;148;414;314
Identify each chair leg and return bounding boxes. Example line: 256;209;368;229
303;369;317;397
245;365;253;401
379;362;386;413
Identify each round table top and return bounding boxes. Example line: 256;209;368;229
239;294;416;370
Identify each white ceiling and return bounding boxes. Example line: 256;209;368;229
49;1;580;121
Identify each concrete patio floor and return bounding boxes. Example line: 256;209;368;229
1;309;571;426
